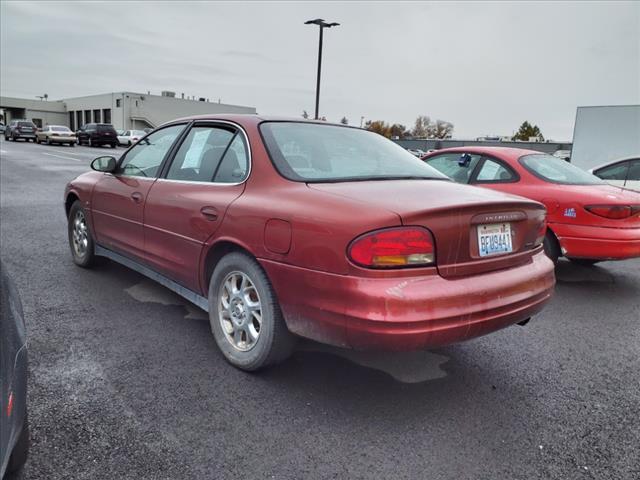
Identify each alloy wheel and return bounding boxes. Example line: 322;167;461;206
218;271;262;352
71;210;89;257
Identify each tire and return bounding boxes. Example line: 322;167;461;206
568;258;601;267
543;230;561;265
208;251;295;371
68;201;96;268
111;143;117;149
7;412;29;476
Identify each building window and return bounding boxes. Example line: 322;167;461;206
76;111;83;128
93;109;101;123
116;98;121;107
103;108;111;124
84;110;91;124
69;112;75;131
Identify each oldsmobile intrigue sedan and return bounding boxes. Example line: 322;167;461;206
65;116;555;370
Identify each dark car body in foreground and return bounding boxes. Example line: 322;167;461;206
3;121;37;142
0;262;29;478
65;115;555;370
423;147;640;265
76;123;118;148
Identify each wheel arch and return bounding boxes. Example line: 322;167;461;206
65;191;80;217
200;239;256;294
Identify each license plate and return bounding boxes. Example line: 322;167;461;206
478;223;513;257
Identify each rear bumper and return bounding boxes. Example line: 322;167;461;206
260;249;555;351
552;223;640;260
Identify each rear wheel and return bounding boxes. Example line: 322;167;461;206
7;412;29;476
208;252;295;371
569;258;601;267
543;230;561;265
111;143;117;149
68;201;96;267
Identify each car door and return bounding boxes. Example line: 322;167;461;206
90;124;186;261
143;122;250;290
593;160;630;188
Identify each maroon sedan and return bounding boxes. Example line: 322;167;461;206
65;116;555;370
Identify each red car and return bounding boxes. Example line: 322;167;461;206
423;147;640;265
65;116;554;370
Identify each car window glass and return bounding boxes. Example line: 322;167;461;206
166;126;234;182
476;158;514;182
425;153;481;184
627;160;640;181
520;154;604;185
118;124;184;178
213;134;249;183
595;162;629;180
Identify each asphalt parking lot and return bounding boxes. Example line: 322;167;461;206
1;137;638;480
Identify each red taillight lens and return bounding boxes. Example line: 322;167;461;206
585;205;636;219
348;227;435;268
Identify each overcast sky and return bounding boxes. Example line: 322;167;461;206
1;1;638;139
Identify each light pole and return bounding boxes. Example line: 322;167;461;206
304;18;339;120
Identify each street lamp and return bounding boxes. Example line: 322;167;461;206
304;18;339;120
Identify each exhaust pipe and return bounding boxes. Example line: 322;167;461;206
517;317;531;327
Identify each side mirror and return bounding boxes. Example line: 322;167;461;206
91;156;117;173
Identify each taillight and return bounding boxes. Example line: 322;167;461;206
534;215;547;247
348;227;435;268
585;205;639;219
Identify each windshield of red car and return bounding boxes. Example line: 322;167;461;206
519;154;605;185
260;122;448;182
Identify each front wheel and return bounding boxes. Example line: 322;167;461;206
208;252;295;371
7;412;29;476
68;201;96;267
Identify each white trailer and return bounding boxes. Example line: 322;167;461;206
570;105;640;171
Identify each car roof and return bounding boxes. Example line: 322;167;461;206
590;155;640;172
165;113;355;129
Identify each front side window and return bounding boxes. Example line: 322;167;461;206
260;122;447;182
166;125;247;183
118;124;184;178
520;154;604;185
475;158;515;182
594;161;629;181
424;153;482;184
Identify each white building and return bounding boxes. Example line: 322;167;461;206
0;91;256;130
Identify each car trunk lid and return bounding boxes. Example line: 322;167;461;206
308;179;547;278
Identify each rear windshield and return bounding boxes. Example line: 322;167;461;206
51;126;70;132
260;122;447;182
18;122;35;127
97;124;115;132
519;154;604;185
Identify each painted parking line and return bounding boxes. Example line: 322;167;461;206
44;149;84;156
42;152;82;162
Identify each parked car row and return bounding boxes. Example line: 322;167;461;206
2;121;152;149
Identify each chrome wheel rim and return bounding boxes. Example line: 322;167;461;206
218;271;262;352
71;210;89;257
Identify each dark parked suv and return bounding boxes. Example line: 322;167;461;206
77;123;118;148
4;120;37;142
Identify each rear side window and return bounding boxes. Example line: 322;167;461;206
627;160;640;181
425;153;482;184
520;154;604;185
166;125;249;183
475;158;516;182
595;161;629;180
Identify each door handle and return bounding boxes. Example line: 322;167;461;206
200;206;218;220
131;192;143;203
